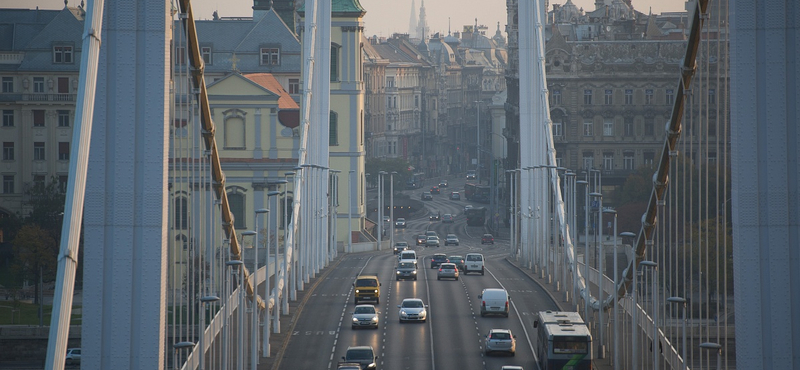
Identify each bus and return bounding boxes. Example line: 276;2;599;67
533;311;593;370
463;183;490;203
464;207;487;226
406;172;425;189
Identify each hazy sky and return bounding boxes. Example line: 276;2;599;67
7;0;686;38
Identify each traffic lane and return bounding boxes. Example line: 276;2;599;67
381;260;433;370
279;254;376;370
427;262;486;370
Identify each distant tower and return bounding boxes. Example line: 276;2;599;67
409;0;418;37
417;0;429;41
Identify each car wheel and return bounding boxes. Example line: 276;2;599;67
376;298;380;304
399;319;404;323
481;270;484;276
396;277;400;281
504;313;509;317
354;299;358;305
66;360;73;366
437;276;441;280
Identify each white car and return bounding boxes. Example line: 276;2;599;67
425;235;440;247
66;348;81;366
351;304;379;329
484;328;516;356
445;234;459;246
398;298;428;323
395;217;407;228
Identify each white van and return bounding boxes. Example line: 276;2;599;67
479;288;510;317
464;253;484;275
399;250;418;265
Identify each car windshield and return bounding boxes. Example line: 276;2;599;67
346;349;374;360
403;300;423;308
355;279;377;287
398;262;414;268
354;306;375;314
449;256;462;261
441;264;454;269
467;255;483;261
491;332;511;340
396;242;408;246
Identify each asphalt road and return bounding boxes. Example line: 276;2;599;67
278;176;561;370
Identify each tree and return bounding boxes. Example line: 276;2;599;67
11;224;57;304
25;177;66;241
365;158;413;194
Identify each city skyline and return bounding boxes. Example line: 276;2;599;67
5;0;687;38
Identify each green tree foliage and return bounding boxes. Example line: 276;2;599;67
25;177;66;241
11;224;57;304
365;158;412;194
689;217;734;294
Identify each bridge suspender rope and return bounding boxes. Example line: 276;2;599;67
176;0;265;311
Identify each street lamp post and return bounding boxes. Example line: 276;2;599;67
264;190;281;336
377;171;387;250
641;260;659;370
668;296;688;370
224;259;242;369
576;178;589;323
604;209;619;369
591;192;604;358
348;170;355;253
240;230;258;369
199;295;220;370
619;231;636;369
506;169;516;259
475;100;482;184
390;171;396;250
700;342;723;370
173;341;196;370
283;170;297;309
329;170;340;261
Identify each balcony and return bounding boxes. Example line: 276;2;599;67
22;94;76;102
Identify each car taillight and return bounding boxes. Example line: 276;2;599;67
482;301;486;307
505;301;509;310
438;268;443;272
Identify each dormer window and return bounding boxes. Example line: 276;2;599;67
53;45;73;64
260;47;280;65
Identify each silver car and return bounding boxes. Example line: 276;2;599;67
484;328;516;356
437;263;459;280
396;261;418;281
425;235;440;247
398;298;428;323
351;304;379;329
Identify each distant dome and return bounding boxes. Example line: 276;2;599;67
492;22;506;47
555;0;582;23
443;34;460;45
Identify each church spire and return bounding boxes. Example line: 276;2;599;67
409;0;418;37
416;0;428;41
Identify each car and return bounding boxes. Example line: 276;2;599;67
430;253;448;268
398;250;418;265
437;262;459;280
464;253;485;275
429;212;441;221
351;304;380;329
442;213;454;223
65;348;81;366
425;235;440;248
464;204;474;213
397;298;428;323
430;186;440;194
447;255;465;270
450;191;461;200
421;192;433;201
393;241;409;254
337;362;363;370
395;217;407;228
481;233;495;244
342;346;378;370
382;215;390;225
479;288;510;317
425;230;438;238
484;328;516;356
416;234;427;245
438;179;448;188
466;170;477;180
444;234;459;246
396;261;418;281
353;275;381;304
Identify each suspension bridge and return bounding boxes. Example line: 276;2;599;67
36;0;799;369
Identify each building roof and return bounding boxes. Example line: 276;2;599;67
243;73;299;109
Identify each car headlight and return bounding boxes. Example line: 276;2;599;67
400;310;407;316
353;317;359;322
411;271;417;274
371;316;378;322
355;289;360;293
396;271;401;275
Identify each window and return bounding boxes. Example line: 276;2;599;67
34;142;45;160
330;111;339;146
708;151;717;164
201;46;212;64
603;119;614;136
288;79;300;94
623;151;635;170
228;192;245;229
58;110;70;127
174;47;186;65
709;120;717;136
58;175;68;192
603;152;614;170
1;77;12;93
260;47;280;65
551;90;562;106
224;114;246;149
2;175;13;194
58;142;69;160
174;196;188;229
583;120;593;136
2;142;13;160
331;45;340;81
624;117;634;136
556;153;564;168
552;118;563;137
57;77;69;94
33;110;45;127
53;45;73;63
33;77;45;93
2;110;13;127
582;152;594;170
644;118;654;136
643;151;655;167
625;89;633;105
708;88;716;104
645;89;654;105
666;89;674;105
415;96;419;108
604;89;613;105
583;89;592;105
33;175;46;190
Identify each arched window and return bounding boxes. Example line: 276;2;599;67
329;111;339;146
174;196;188;229
223;109;246;149
228;191;246;229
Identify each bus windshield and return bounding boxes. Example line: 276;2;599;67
553;339;589;354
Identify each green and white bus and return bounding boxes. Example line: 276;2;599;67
533;311;593;370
